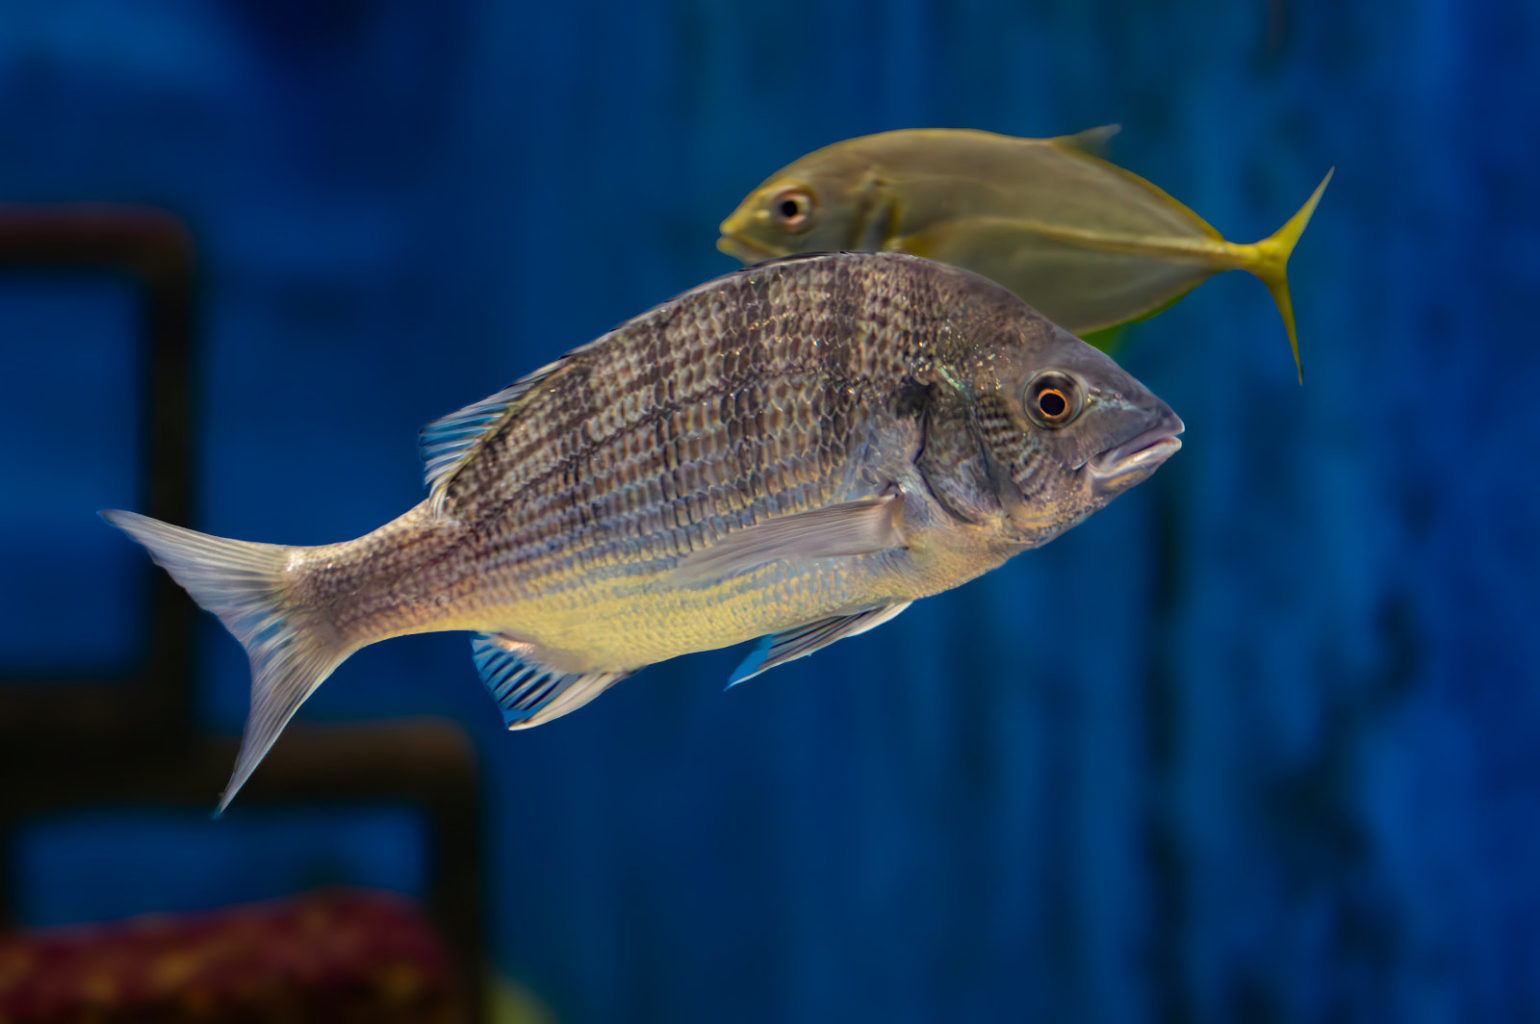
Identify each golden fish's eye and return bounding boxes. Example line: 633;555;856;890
1023;371;1083;428
769;187;814;233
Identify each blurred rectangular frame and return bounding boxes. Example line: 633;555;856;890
0;208;486;1020
0;205;197;757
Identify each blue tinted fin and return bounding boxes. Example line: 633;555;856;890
669;495;902;587
471;632;631;728
100;510;348;815
727;602;913;688
420;360;568;514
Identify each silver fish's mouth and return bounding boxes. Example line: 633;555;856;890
1088;417;1184;491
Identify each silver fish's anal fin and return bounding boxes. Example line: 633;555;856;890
471;632;632;728
667;494;903;587
728;602;913;687
100;510;348;815
420;360;568;515
1053;123;1122;156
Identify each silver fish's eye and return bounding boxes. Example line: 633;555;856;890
1023;371;1084;428
769;187;814;232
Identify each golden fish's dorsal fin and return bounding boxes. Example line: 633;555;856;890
419;358;570;515
1052;123;1122;156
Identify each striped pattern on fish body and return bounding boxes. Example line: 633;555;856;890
328;254;998;667
102;251;1183;811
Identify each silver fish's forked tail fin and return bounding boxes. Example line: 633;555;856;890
1246;168;1335;384
100;510;347;814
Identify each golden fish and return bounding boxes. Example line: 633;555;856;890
719;127;1331;380
104;252;1182;810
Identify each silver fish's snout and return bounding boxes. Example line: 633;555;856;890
1088;407;1184;496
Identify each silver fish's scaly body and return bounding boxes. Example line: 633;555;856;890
104;252;1182;810
324;255;1005;660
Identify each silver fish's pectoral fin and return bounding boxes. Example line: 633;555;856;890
420;359;571;515
727;602;913;687
471;632;632;728
667;495;903;587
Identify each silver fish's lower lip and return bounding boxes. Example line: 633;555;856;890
1088;422;1184;485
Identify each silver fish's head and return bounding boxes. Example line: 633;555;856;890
718;145;895;262
938;308;1183;548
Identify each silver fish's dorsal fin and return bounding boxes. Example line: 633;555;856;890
416;256;848;513
666;495;904;587
420;360;568;514
471;632;632;728
727;602;913;687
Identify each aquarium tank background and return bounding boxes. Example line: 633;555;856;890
1;1;1536;1022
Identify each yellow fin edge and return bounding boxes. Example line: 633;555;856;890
1245;168;1334;383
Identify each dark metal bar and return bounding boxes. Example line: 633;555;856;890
0;208;485;1021
0;205;197;751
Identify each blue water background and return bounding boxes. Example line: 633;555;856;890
1;1;1537;1020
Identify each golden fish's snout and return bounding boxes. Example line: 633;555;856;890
716;232;776;263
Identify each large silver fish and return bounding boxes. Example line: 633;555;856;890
104;252;1182;810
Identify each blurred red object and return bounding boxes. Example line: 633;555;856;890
0;888;459;1023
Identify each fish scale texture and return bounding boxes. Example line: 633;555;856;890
5;2;1538;1023
303;253;1025;666
446;258;927;574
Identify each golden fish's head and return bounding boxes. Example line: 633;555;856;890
940;302;1184;549
719;145;896;263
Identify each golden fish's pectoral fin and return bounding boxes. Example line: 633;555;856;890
667;494;904;588
420;359;572;514
727;602;913;687
854;174;902;251
471;632;632;728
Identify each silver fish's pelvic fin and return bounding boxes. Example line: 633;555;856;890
471;633;632;728
668;495;903;587
100;510;346;815
728;602;914;687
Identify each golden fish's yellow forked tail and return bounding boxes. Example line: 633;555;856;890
1237;168;1334;383
100;510;350;814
